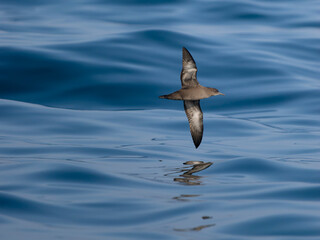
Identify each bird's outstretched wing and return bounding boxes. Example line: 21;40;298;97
184;100;203;148
180;47;200;88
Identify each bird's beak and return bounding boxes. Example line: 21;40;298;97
218;92;225;96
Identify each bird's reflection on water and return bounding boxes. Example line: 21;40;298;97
167;161;215;232
172;194;200;201
172;161;213;185
174;223;216;232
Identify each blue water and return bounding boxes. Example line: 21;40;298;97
1;0;320;239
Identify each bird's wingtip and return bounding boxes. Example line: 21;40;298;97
193;139;201;149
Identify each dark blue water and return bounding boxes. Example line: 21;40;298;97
1;0;320;239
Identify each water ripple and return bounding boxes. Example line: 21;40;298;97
1;0;320;239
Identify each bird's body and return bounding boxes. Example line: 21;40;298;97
159;85;218;100
159;47;223;148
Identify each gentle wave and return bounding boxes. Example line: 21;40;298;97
1;0;320;239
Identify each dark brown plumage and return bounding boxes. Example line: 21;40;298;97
159;47;223;148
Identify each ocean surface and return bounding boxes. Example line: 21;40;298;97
0;0;320;239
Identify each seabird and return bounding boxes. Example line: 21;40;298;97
159;47;224;148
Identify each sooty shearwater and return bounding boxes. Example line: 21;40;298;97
159;47;224;148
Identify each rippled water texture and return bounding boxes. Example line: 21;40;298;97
0;0;320;239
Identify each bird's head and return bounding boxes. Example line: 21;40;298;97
209;88;224;96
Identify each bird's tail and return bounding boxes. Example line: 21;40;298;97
159;91;182;100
